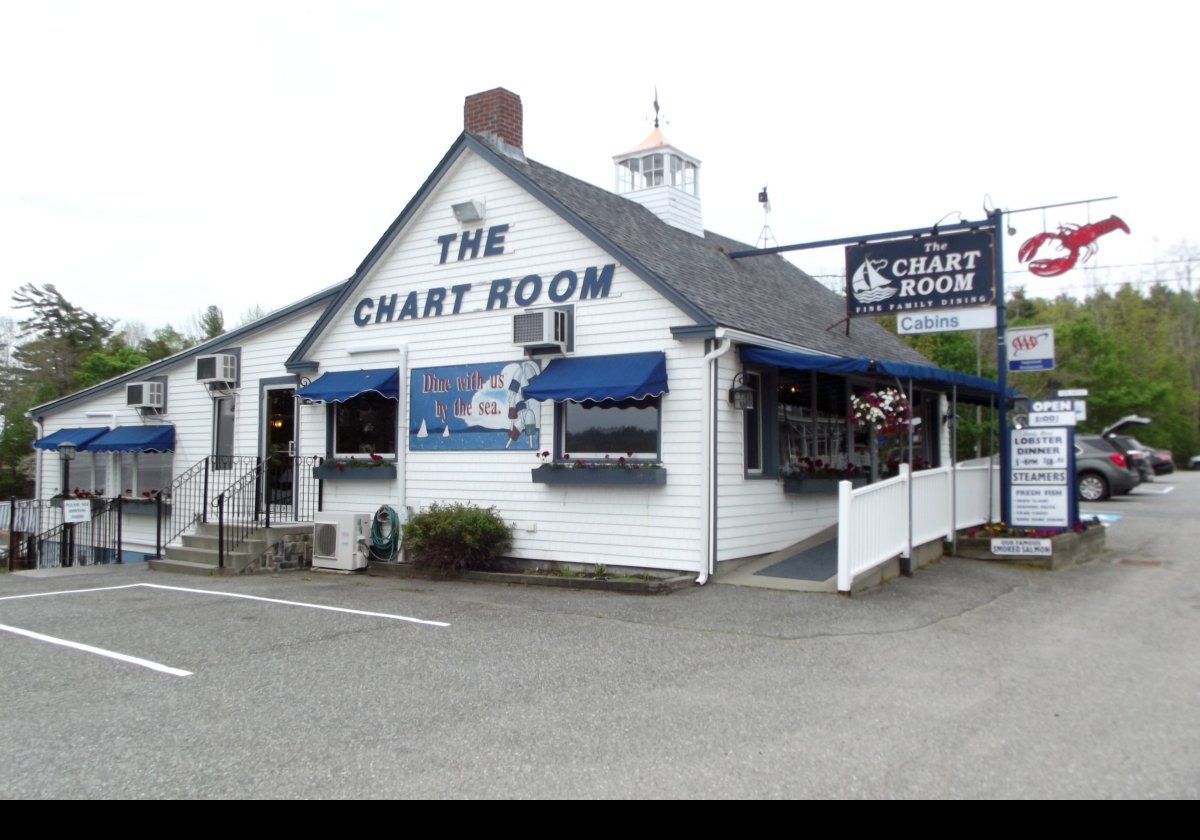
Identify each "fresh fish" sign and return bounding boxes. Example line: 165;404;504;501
845;231;995;318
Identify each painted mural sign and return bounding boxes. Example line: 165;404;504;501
845;230;995;318
409;361;541;451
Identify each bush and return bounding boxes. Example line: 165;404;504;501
402;502;513;572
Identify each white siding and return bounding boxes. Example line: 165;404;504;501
304;149;705;572
714;350;838;561
33;305;326;552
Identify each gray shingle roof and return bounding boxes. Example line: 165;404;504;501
505;153;928;365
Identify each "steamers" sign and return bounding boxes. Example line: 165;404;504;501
845;230;995;318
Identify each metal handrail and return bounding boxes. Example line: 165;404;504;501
156;455;259;556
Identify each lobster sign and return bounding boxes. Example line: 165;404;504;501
1018;215;1130;278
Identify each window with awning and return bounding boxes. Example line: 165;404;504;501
297;369;400;458
524;352;669;462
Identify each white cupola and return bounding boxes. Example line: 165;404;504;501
613;110;703;237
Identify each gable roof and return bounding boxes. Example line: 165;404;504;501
30;281;346;419
288;132;928;370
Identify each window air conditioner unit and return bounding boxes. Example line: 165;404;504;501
126;381;165;410
196;353;238;385
312;513;372;571
513;309;569;354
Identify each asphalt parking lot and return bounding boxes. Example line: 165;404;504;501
1;474;1198;799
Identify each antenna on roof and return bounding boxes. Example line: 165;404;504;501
756;186;777;249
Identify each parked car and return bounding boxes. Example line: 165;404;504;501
1076;435;1140;501
1105;434;1156;483
1189;455;1200;471
1148;448;1175;475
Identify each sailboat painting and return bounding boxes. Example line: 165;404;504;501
409;360;541;451
850;258;897;304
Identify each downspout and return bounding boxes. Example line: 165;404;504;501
396;344;408;531
698;329;731;585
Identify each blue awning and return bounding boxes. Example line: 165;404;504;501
524;352;669;403
34;427;110;451
295;368;399;403
740;346;1010;402
89;425;176;453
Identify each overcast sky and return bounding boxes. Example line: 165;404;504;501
2;1;1196;337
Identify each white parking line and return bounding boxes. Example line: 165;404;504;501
0;622;192;677
1137;486;1175;495
0;582;449;626
139;583;451;627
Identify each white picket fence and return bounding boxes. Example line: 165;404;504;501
837;462;1000;593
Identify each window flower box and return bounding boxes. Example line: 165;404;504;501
313;459;397;481
531;464;667;486
50;496;107;511
119;497;170;517
781;476;867;494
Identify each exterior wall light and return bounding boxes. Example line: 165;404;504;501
452;200;485;224
57;442;77;461
728;372;756;411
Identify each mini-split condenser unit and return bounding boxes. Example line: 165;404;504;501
512;309;569;354
126;381;165;410
196;353;238;385
312;513;372;571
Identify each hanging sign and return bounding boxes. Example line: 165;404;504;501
896;305;996;334
62;499;93;523
1010;427;1073;528
1028;399;1076;428
845;230;995;318
409;360;541;451
1017;215;1130;277
1007;326;1055;371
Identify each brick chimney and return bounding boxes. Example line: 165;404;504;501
464;88;523;151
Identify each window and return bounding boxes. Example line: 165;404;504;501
617;157;641;193
213;397;234;469
669;155;698;195
559;396;660;459
641;153;664;187
333;392;398;457
118;452;173;497
743;371;763;473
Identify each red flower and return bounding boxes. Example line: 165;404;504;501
337;463;344;472
618;457;626;465
370;452;382;461
563;453;570;460
626;450;633;458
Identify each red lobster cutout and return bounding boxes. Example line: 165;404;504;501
1018;215;1130;277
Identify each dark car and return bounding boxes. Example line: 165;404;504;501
1148;448;1175;475
1105;434;1156;483
1076;434;1140;501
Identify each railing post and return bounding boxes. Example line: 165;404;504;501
900;463;913;573
264;462;271;530
7;498;14;573
202;457;210;524
155;491;163;558
115;496;124;564
217;494;225;570
837;480;852;594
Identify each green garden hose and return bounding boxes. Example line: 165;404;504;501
369;504;400;561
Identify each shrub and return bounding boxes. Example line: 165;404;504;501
402;502;513;572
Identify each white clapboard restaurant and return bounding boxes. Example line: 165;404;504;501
24;88;1003;589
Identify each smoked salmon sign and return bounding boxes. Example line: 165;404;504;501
845;231;995;318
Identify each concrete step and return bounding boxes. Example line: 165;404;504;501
148;557;238;577
161;544;259;572
181;533;267;555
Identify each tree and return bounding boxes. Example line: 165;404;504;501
191;305;225;341
139;325;193;362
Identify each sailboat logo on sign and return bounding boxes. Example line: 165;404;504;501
851;258;898;304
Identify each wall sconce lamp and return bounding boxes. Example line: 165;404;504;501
452;200;485;224
728;372;756;411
